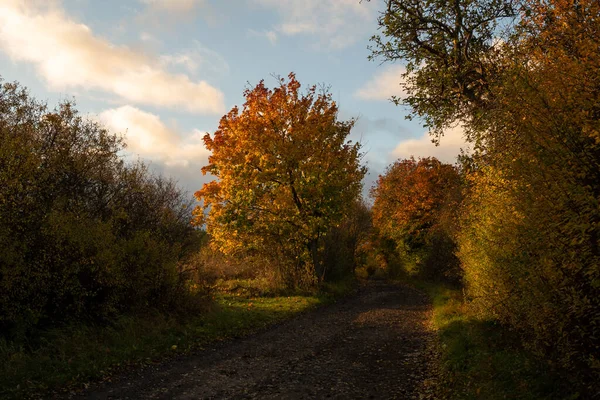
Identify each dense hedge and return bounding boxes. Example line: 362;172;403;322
456;3;600;388
371;0;600;392
0;80;200;337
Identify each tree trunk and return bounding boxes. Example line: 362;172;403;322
308;238;325;283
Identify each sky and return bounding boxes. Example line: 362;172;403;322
0;0;467;198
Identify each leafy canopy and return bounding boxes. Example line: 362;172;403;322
370;0;600;385
372;157;460;244
194;73;365;281
371;157;462;278
369;0;518;138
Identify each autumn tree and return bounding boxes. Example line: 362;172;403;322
194;74;366;286
371;157;461;279
456;0;600;385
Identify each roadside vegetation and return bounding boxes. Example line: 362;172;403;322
367;0;600;397
0;76;364;399
1;0;599;398
0;283;337;399
405;279;573;399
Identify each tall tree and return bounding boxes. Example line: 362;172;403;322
369;0;518;138
370;0;600;385
194;74;366;285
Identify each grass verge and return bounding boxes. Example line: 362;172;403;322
0;279;354;399
408;279;575;400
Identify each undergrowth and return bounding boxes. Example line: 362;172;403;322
409;280;576;400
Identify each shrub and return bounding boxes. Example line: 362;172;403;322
0;79;202;337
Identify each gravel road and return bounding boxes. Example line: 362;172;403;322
78;282;438;399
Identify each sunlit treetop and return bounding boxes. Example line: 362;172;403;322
194;73;366;268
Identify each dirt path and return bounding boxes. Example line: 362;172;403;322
77;282;438;399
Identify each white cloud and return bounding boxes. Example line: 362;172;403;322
248;29;278;45
99;106;210;168
161;42;231;78
252;0;375;49
355;65;407;101
265;31;278;45
161;53;200;74
392;125;470;164
139;0;205;13
139;31;162;48
0;1;225;114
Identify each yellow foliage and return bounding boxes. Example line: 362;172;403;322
194;74;366;284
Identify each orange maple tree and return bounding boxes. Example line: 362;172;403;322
370;157;461;279
371;157;460;247
194;73;365;283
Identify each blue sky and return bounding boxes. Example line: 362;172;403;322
0;0;466;196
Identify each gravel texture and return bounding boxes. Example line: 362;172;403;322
76;281;438;399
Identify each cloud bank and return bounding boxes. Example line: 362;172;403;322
355;65;407;101
392;125;469;164
139;0;206;13
99;106;210;168
0;0;225;114
252;0;375;49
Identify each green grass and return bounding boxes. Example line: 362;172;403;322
408;280;576;400
0;279;352;399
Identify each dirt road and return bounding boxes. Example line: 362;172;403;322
79;282;438;399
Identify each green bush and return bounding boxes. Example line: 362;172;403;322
0;79;202;337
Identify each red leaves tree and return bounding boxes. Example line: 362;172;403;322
371;157;461;278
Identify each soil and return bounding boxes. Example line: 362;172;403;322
74;281;439;399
